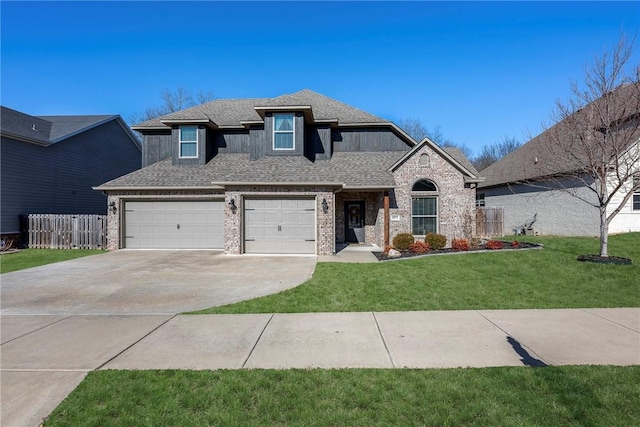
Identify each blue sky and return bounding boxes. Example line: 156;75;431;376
1;1;638;155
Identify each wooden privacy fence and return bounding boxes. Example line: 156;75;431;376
476;207;504;238
26;214;107;249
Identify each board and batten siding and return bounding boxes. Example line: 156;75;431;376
333;128;410;152
1;120;142;234
142;131;172;167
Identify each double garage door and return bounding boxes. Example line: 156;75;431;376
124;198;316;253
124;201;224;249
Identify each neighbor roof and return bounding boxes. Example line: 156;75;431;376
1;106;139;146
95;151;406;191
479;82;640;189
132;89;390;130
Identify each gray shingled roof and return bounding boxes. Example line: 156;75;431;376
479;82;640;189
1;106;118;144
443;146;480;176
133;89;388;129
97;151;405;189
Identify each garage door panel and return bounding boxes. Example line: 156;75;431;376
244;198;315;254
125;201;223;249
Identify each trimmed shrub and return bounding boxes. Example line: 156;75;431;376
409;241;431;254
451;238;470;251
511;240;520;248
392;233;415;251
425;232;447;250
486;240;503;250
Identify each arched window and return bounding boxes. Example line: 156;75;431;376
412;179;437;192
411;179;438;235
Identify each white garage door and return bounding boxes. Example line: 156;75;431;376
244;198;315;254
125;201;224;249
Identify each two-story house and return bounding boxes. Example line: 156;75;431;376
1;106;141;240
96;89;482;255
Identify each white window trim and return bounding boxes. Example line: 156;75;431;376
411;195;439;236
179;125;198;159
273;113;295;151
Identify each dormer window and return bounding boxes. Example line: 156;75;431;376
273;113;295;150
179;126;198;158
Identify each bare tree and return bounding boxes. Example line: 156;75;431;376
129;87;214;125
474;136;521;171
399;119;474;159
526;35;640;258
398;118;429;141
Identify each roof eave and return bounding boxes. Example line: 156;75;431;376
93;185;226;192
159;119;218;129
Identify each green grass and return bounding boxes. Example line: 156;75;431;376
45;366;640;426
192;234;640;314
0;249;104;274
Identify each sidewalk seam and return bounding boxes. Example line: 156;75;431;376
93;314;177;371
242;313;274;368
372;312;396;368
475;311;549;365
580;309;640;333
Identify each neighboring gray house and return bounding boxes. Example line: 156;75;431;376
478;83;640;236
96;89;482;254
1;106;142;238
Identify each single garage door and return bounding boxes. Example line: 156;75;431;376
244;198;315;254
125;200;224;249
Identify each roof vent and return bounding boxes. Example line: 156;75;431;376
32;124;37;131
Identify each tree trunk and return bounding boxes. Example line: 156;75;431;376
599;206;609;258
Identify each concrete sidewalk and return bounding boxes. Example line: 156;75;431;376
2;308;639;426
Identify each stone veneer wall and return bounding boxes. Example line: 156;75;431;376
107;187;335;255
391;144;476;245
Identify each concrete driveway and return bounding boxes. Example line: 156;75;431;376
1;250;317;315
1;250;317;426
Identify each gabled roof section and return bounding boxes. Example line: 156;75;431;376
389;137;483;183
1;106;53;145
132;89;394;130
479;82;640;189
1;106;140;149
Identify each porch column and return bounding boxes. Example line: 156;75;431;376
384;191;389;248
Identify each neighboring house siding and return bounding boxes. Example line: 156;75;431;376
1;120;141;233
608;173;640;234
481;182;600;236
333;128;409;152
391;143;476;244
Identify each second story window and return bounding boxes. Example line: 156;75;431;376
179;126;198;158
273;113;295;150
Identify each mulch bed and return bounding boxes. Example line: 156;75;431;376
577;254;632;265
374;241;542;261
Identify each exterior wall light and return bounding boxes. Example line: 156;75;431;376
321;198;328;213
109;201;117;213
229;198;238;213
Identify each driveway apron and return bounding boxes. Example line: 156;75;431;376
1;251;317;426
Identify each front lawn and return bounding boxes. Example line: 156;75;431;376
45;366;640;426
0;249;104;274
192;234;639;314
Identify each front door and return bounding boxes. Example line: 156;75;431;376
345;201;365;243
